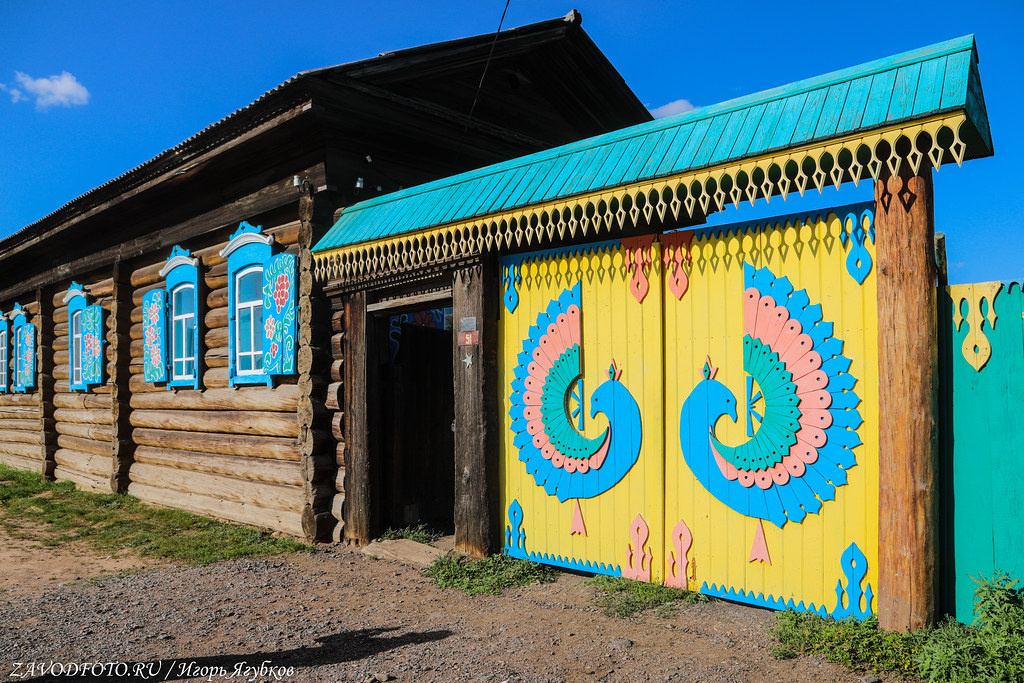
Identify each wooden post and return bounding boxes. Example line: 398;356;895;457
343;289;373;544
36;286;57;478
298;187;339;541
452;259;499;557
875;165;938;631
110;262;134;492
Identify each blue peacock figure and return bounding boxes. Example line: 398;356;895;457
679;263;863;540
508;283;643;533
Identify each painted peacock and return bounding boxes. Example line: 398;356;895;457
679;263;862;536
508;283;642;530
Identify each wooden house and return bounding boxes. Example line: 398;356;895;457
0;11;651;542
312;35;994;632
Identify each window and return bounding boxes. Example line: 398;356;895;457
171;284;197;380
0;320;7;393
10;304;35;393
64;282;104;391
220;220;297;387
145;246;201;389
71;310;82;387
234;267;263;376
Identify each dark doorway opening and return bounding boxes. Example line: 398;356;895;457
375;305;455;534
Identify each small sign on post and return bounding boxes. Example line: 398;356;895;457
459;317;479;346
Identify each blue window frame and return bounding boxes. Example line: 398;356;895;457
10;304;35;393
64;282;105;391
221;221;299;387
160;247;201;389
222;221;273;387
0;317;8;393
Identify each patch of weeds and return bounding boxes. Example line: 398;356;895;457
585;575;709;618
424;552;556;595
770;571;1024;682
0;464;310;565
380;523;443;545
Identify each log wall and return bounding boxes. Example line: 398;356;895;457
0;296;44;474
0;206;338;541
52;273;116;492
124;219;307;536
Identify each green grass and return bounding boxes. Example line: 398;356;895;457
379;523;443;545
770;572;1024;682
424;552;557;595
584;575;710;617
0;463;309;565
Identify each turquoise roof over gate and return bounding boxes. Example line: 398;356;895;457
314;35;992;253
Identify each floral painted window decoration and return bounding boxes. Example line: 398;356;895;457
63;283;105;391
9;304;36;393
219;221;297;387
143;246;201;389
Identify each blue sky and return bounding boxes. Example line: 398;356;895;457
1;0;1020;284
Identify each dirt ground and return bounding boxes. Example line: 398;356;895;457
0;527;871;683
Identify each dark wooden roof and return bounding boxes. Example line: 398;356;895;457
0;10;650;298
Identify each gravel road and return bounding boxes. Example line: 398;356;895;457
0;537;864;682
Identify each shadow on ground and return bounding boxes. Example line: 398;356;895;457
17;626;454;682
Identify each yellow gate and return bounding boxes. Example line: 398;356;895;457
500;202;879;617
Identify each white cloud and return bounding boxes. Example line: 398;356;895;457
0;83;24;103
649;98;697;119
10;71;90;110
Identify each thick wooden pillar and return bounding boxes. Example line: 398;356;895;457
452;259;499;557
35;286;57;478
109;262;134;492
875;165;938;631
298;188;339;541
343;289;373;544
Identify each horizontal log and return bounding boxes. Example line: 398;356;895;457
130;409;297;437
331;332;344;358
205;306;228;330
54;408;113;426
134;446;301;486
54;393;113;410
127;481;304;537
53;381;111;394
335;467;345;493
54;466;109;494
0;429;42;445
57;434;111;457
204;366;229;389
336;440;345;467
0;441;42;460
54;448;111;478
324;381;343;412
207;287;228;310
0;405;40;418
331;359;343;382
331;309;344;333
87;278;114;298
53;366;69;381
204;326;228;350
127;375;164;393
205;352;228;368
330;493;345;521
129;462;302;512
331;412;344;441
130;385;300;412
54;306;69;325
55;421;114;441
133;427;300;461
54;349;69;366
0;451;42;473
0;393;41;407
131;305;143;325
132;282;163;308
0;418;41;431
